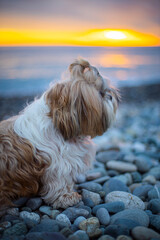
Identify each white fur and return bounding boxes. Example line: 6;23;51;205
14;93;95;206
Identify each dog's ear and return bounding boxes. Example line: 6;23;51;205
46;80;107;140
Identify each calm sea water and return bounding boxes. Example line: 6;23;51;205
0;46;160;96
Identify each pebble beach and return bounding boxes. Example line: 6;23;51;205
0;85;160;240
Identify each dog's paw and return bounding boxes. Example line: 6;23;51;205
52;192;82;209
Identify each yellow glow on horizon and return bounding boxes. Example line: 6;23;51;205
0;28;159;47
104;31;127;39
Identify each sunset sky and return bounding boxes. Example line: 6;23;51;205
0;0;160;47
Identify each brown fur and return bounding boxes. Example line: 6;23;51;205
0;117;48;208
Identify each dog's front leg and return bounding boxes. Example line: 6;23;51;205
40;174;81;209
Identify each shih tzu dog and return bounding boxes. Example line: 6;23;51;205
0;59;119;209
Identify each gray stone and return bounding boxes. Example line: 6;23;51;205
56;214;71;227
149;214;160;232
96;208;110;225
110;209;149;227
72;230;89;240
148;186;160;200
142;175;157;185
96;150;121;163
76;174;86;184
0;221;11;229
20;211;40;225
131;172;142;183
3;222;28;237
29;219;59;233
133;184;153;199
92;176;110;184
62;207;89;222
107;170;119;177
73;216;86;228
13;197;29;207
6;208;19;216
112;218;139;230
86;171;102;181
51;210;60;219
131;226;160;240
60;227;73;238
26;197;42;210
147;198;160;214
116;236;132;240
39;206;52;216
135;156;152;173
112;175;128;185
106;160;137;172
105;191;145;210
78;182;102;193
25;232;67;240
82;189;101;207
147;166;160;180
92;201;125;214
103;179;129;194
104;225;129;238
98;235;115;240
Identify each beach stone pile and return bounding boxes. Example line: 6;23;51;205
0;101;160;240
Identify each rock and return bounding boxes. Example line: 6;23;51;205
78;182;102;193
73;216;86;228
112;175;128;185
129;183;142;193
25;232;67;240
76;174;86;184
39;206;52;216
104;225;129;238
86;171;102;181
2;214;20;223
26;197;42;210
110;209;149;227
92;176;110;184
92;201;125;214
71;230;89;240
21;207;32;213
98;235;115;240
135;156;152;173
6;208;19;216
131;172;142;183
142;175;157;185
96;150;121;163
79;217;101;238
96;208;110;225
60;227;73;238
3;222;28;237
105;191;145;210
106;160;137;172
133;184;153;199
51;210;60;219
149;214;160;232
112;218;139;230
13;197;29;207
117;236;132;240
107;170;119;177
132;142;146;152
29;219;59;233
147;199;160;214
103;179;129;194
20;211;40;224
62;207;89;222
0;221;11;229
82;189;101;207
131;226;160;240
146;166;160;180
56;214;71;228
148;186;160;200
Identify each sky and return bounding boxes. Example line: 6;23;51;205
0;0;160;46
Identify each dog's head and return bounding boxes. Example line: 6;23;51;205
46;58;120;140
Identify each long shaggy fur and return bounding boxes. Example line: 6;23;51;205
0;58;119;209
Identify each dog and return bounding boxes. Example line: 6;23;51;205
0;58;119;209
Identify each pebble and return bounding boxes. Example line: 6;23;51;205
78;182;102;193
149;214;160;232
117;236;132;240
92;201;125;214
146;166;160;180
104;224;129;238
39;205;52;216
3;222;28;237
20;211;40;224
98;235;115;240
131;172;142;183
103;179;129;194
6;208;19;217
73;216;86;228
133;184;153;199
26;197;42;210
29;219;59;233
148;186;160;200
25;232;67;240
106;160;137;172
131;226;160;240
142;175;157;185
112;218;139;230
82;189;101;207
147;199;160;214
76;174;86;184
62;207;89;222
96;208;110;225
92;176;110;184
135;156;152;173
13;197;29;207
86;171;102;181
129;183;142;193
112;175;128;185
70;230;89;240
51;210;60;219
56;213;71;227
105;191;145;210
79;217;101;238
60;227;73;238
110;209;149;227
96;150;121;163
0;221;11;229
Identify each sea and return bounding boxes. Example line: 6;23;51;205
0;46;160;96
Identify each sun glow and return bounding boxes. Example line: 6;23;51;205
104;31;127;39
